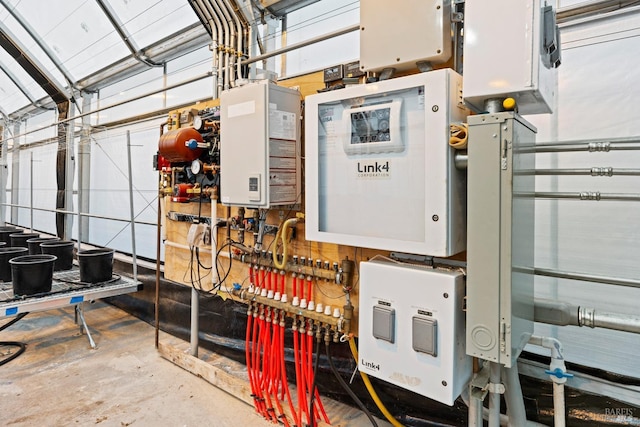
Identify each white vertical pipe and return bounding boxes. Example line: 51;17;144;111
280;16;287;78
489;362;501;427
553;383;566;427
126;131;137;283
211;196;218;290
190;287;199;357
211;0;230;90
502;364;528;427
223;0;243;82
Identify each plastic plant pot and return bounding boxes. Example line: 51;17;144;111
0;247;29;282
0;227;21;245
10;233;40;248
78;248;115;283
10;254;57;296
27;237;61;255
40;241;75;271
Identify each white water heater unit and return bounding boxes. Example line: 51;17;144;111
305;70;467;256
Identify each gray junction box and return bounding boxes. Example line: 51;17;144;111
465;112;536;368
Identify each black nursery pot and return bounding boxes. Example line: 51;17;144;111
10;233;40;248
27;237;61;255
0;227;21;245
0;247;29;282
78;249;114;283
40;241;75;271
10;254;57;296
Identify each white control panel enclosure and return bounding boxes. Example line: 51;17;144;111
220;80;301;208
463;0;557;114
305;70;467;256
360;0;452;72
358;260;471;406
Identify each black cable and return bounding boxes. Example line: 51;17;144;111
325;341;378;427
0;341;26;366
309;337;322;427
0;312;28;366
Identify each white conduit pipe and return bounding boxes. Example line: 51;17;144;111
194;2;214;77
529;336;569;427
218;0;236;87
223;0;243;84
489;363;502;427
461;387;548;427
197;0;224;97
502;364;528;427
211;200;219;289
212;0;231;89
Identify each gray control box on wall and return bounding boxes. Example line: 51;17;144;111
466;112;536;367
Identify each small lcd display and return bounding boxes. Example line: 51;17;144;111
350;107;391;144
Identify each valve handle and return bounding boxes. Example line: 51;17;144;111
544;368;574;379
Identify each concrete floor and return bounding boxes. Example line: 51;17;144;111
0;302;283;427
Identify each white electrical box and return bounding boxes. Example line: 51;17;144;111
305;70;467;257
463;0;559;115
360;0;451;72
358;260;471;406
220;80;301;207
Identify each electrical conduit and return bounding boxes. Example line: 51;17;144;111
347;337;405;427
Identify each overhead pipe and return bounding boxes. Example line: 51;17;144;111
242;24;360;66
204;0;225;97
223;0;244;83
211;0;231;90
193;0;220;98
216;0;237;86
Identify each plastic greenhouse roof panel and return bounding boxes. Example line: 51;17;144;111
0;69;31;113
0;48;48;100
4;0;130;81
107;0;199;50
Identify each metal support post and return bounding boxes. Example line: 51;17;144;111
190;287;199;357
76;302;97;349
29;151;33;231
126;131;137;283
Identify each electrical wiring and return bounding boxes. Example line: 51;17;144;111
348;337;405;427
325;341;378;427
0;312;28;367
449;123;469;149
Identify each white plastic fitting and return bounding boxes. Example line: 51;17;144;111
274;291;281;301
292;296;300;307
308;301;315;311
260;288;268;297
280;293;288;303
315;303;324;313
300;298;308;309
333;308;341;318
267;290;274;299
324;305;332;316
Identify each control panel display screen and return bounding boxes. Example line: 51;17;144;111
349;107;391;144
342;100;403;155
